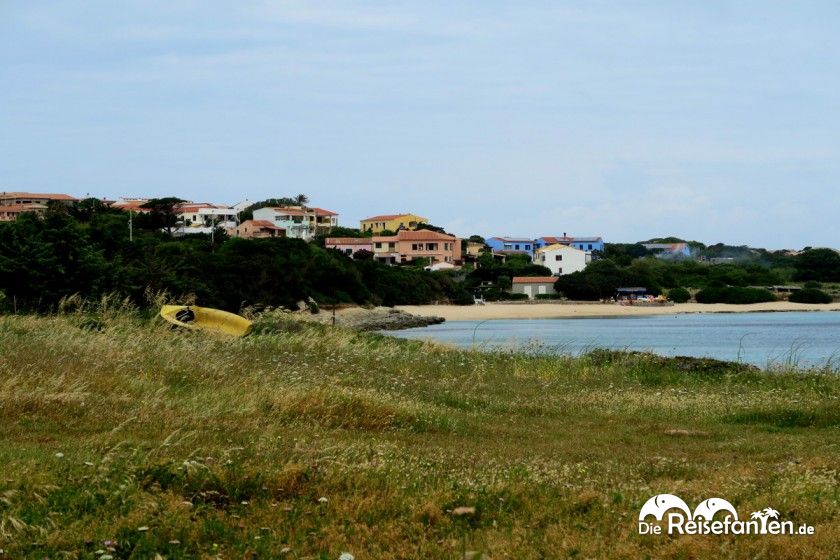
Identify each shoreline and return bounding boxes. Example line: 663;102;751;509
396;301;840;322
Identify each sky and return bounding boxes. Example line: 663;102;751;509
2;1;839;249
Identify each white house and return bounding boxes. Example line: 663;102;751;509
174;203;238;235
534;243;590;276
511;276;557;299
252;206;338;240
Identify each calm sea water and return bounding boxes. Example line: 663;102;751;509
388;311;840;369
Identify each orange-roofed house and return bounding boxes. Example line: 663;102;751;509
377;230;461;265
359;213;428;234
0;192;78;207
325;237;374;257
252;206;338;240
0;204;48;222
325;230;461;266
231;219;286;239
511;276;558;299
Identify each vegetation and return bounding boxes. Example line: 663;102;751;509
694;286;777;304
0;203;472;312
793;248;840;282
1;310;839;558
667;287;691;303
789;288;834;304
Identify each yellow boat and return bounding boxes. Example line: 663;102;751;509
159;305;253;336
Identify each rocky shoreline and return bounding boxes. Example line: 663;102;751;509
302;306;444;331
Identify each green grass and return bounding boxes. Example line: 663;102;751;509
1;309;839;558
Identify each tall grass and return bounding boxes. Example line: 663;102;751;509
0;310;838;558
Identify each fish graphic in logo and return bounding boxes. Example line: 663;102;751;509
638;494;692;521
693;498;739;521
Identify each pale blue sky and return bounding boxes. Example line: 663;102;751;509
2;1;838;248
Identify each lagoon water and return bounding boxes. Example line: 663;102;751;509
388;311;840;369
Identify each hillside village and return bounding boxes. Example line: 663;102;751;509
1;191;838;306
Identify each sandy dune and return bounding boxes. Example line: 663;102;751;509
395;301;840;321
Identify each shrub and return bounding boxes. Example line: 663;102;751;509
503;292;530;301
803;280;822;289
694;287;777;304
789;288;833;304
535;293;564;300
667;287;691;303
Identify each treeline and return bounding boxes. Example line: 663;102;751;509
0;202;472;313
554;251;839;302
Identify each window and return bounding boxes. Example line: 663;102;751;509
514;244;520;250
588;244;593;250
559;268;563;274
412;243;419;251
345;248;352;255
426;243;438;250
555;255;562;261
375;242;382;249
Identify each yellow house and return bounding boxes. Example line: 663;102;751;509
360;213;429;233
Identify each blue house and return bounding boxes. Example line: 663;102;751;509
485;237;536;254
535;235;604;253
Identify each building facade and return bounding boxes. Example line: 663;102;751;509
231;220;286;239
175;204;238;235
511;276;557;299
325;237;374;256
534;244;590;276
360;213;429;234
326;230;461;265
485;237;536;255
536;235;604;253
0;192;77;221
252;206;338;240
0;192;77;207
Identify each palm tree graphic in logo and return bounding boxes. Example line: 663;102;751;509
750;507;780;533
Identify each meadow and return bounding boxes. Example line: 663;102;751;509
1;304;839;559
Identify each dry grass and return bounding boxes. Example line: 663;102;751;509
0;309;838;558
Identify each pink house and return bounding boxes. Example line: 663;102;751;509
326;230;461;265
325;237;373;257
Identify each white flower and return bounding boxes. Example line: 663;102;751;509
339;554;355;560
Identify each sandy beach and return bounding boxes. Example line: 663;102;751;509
396;301;840;321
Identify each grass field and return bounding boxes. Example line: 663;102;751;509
1;307;839;558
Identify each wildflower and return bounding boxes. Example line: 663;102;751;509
318;496;329;504
55;452;64;458
339;553;355;560
137;526;149;532
452;506;475;516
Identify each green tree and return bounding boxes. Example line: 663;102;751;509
139;197;186;235
793;249;840;282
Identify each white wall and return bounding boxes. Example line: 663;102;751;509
535;245;589;276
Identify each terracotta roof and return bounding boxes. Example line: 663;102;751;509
176;204;219;213
361;213;426;222
0;192;77;201
512;276;557;284
0;204;48;212
393;230;456;241
243;219;284;230
326;237;372;245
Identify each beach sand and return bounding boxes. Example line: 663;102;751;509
396;301;840;321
